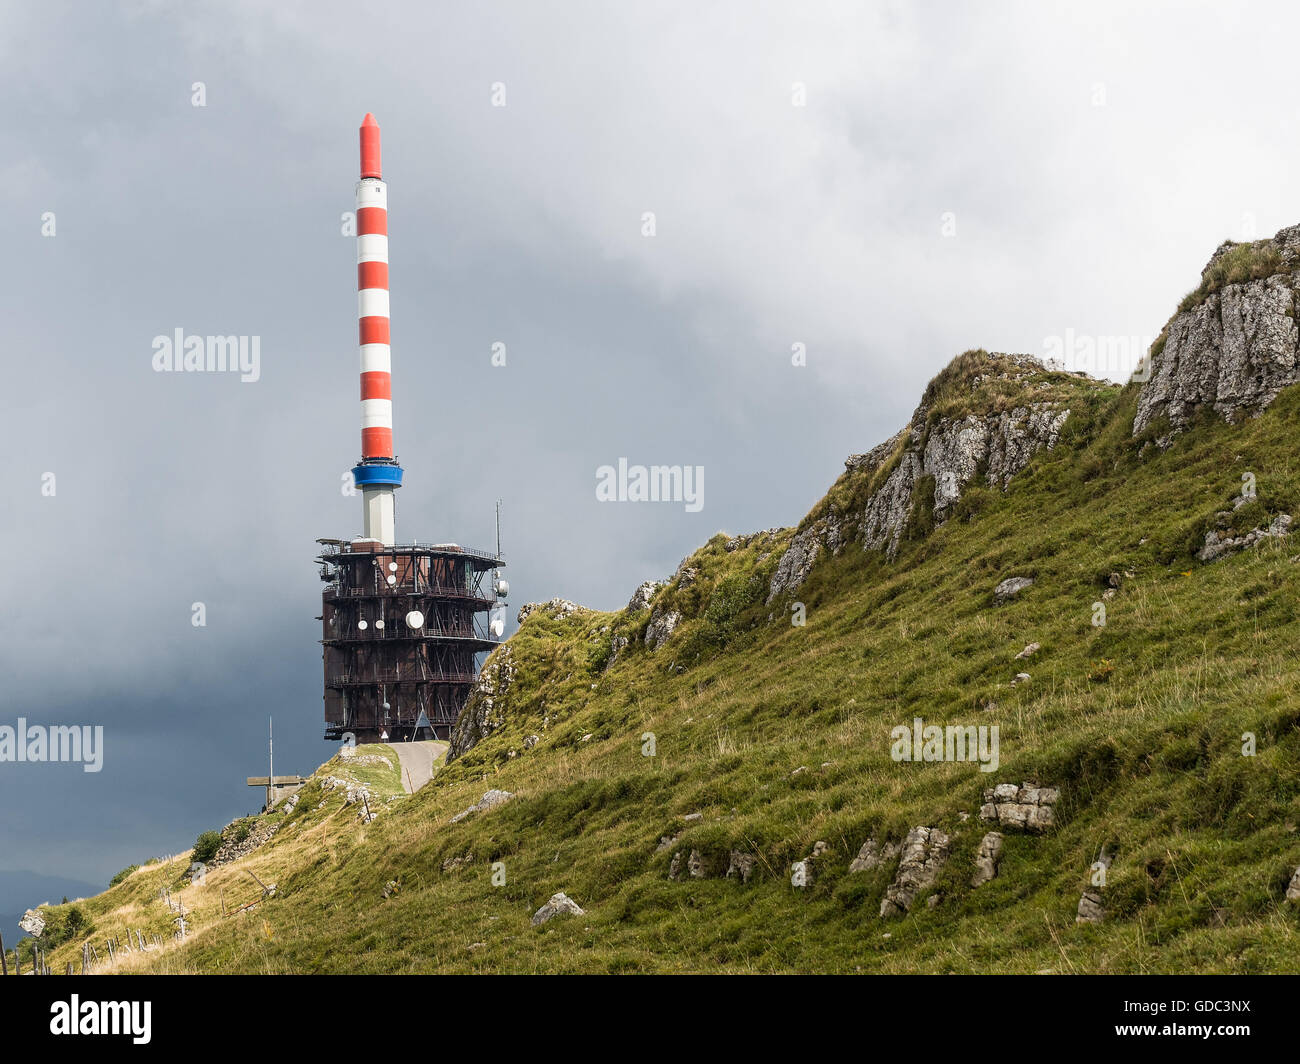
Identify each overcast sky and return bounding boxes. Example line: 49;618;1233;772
2;0;1296;889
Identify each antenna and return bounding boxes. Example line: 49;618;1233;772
495;499;502;559
268;717;274;811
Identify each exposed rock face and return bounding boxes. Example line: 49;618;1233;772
971;832;1004;887
880;827;951;916
644;607;683;651
18;909;45;937
862;402;1069;560
766;355;1072;601
979;782;1058;833
448;789;515;825
848;837;900;873
994;576;1034;603
1135;230;1300;439
446;646;516;762
531;891;585;925
627;581;663;612
766;515;844;603
1286;866;1300;902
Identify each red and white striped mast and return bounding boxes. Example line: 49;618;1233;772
352;112;403;545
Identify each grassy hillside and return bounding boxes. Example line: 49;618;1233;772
29;369;1300;975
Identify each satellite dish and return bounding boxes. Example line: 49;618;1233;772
358;619;368;630
386;575;397;585
490;615;505;637
494;578;510;598
389;562;398;572
375;619;385;630
382;701;390;711
405;610;424;629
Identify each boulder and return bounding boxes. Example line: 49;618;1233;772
994;577;1034;603
449;789;515;825
971;832;1004;887
978;782;1058;833
531;892;585;926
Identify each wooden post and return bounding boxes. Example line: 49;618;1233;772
66;962;73;975
106;939;115;963
0;927;7;976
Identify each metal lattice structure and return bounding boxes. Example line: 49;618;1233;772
319;541;502;741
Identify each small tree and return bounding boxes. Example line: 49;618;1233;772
193;830;223;864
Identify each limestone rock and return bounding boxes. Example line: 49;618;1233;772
1286;866;1300;902
449;788;515;825
848;837;900;873
627;580;664;612
1135;229;1300;439
18;909;45;937
994;576;1034;603
971;832;1004;887
880;827;951;916
1015;642;1040;660
531;891;585;926
979;782;1058;833
1076;890;1105;924
446;645;517;761
644;607;683;651
726;851;757;884
1197;513;1291;562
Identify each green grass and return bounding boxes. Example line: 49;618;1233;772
1177;241;1289;313
28;365;1300;974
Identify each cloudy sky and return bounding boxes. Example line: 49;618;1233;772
1;0;1296;891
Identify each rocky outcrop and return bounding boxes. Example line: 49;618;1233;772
979;782;1058;833
880;827;950;916
1286;866;1300;902
766;354;1072;601
1196;513;1291;562
446;646;517;762
211;816;281;866
627;581;663;612
971;832;1004;887
516;598;585;624
765;515;845;603
448;789;515;825
531;891;584;925
862;402;1069;560
1135;225;1300;439
644;607;683;651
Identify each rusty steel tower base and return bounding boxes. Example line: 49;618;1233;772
318;540;502;742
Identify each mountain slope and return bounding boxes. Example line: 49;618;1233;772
29;229;1300;975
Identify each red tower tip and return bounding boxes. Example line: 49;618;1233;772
359;113;382;179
